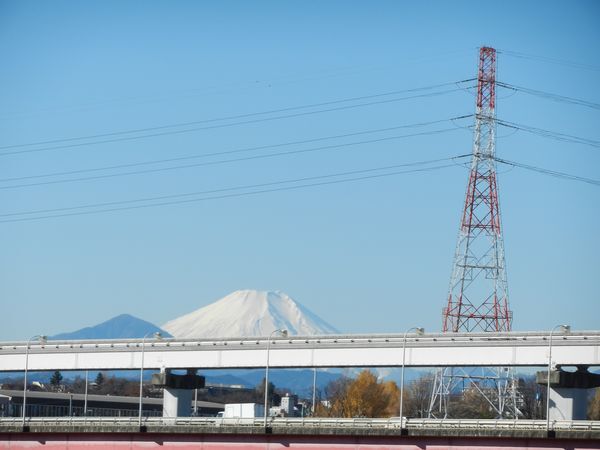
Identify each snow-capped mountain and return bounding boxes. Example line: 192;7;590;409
162;289;338;338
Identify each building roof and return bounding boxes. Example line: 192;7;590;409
0;389;223;409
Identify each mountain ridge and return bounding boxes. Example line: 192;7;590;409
51;313;171;340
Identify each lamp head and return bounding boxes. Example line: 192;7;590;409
415;328;425;336
38;335;47;345
560;325;571;334
153;332;163;340
280;330;288;338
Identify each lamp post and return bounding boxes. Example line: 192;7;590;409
139;332;162;427
399;327;424;428
546;324;570;433
22;335;47;427
83;370;89;416
264;329;287;427
312;367;317;416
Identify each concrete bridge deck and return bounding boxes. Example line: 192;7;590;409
1;330;599;371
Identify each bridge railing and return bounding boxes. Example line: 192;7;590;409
1;416;600;431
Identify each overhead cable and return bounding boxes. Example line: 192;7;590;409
0;155;470;223
497;81;600;111
496;49;600;72
0;127;466;190
0;116;472;184
496;118;600;148
0;80;475;156
494;157;600;187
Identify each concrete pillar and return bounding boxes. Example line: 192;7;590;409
163;388;193;418
549;388;589;420
151;369;205;418
537;366;600;421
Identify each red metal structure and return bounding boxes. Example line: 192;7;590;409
443;46;511;333
430;47;517;419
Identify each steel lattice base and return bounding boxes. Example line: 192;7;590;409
428;366;522;419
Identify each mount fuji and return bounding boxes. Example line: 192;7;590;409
162;289;338;338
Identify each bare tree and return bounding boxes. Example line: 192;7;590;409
404;373;434;418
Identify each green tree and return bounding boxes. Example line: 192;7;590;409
256;379;281;409
50;370;63;390
94;372;105;388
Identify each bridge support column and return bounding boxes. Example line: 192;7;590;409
537;366;600;420
548;388;588;420
151;369;205;418
163;388;193;418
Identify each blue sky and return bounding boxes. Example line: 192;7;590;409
0;1;598;340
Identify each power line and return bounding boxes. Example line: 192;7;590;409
0;127;466;190
3;152;597;224
0;88;467;157
0;155;470;223
497;81;600;111
496;118;600;148
0;116;472;184
494;157;600;186
0;58;476;119
0;80;475;156
496;49;600;72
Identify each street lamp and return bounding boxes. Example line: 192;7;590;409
399;327;424;428
22;335;47;427
139;332;162;427
83;370;89;416
264;329;287;427
546;324;570;433
312;367;317;416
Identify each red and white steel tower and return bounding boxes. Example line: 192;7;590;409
429;47;518;418
444;47;511;333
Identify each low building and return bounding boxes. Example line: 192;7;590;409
0;389;223;417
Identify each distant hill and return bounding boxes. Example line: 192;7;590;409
205;368;341;395
51;314;171;340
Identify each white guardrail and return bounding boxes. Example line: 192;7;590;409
1;416;599;431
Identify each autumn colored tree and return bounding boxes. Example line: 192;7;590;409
317;370;399;418
316;376;352;417
448;383;497;419
589;388;600;420
381;379;400;417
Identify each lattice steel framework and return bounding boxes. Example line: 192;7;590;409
444;46;511;333
429;47;519;418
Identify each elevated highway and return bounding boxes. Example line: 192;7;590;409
1;330;599;372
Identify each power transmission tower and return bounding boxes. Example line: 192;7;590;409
428;47;520;418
